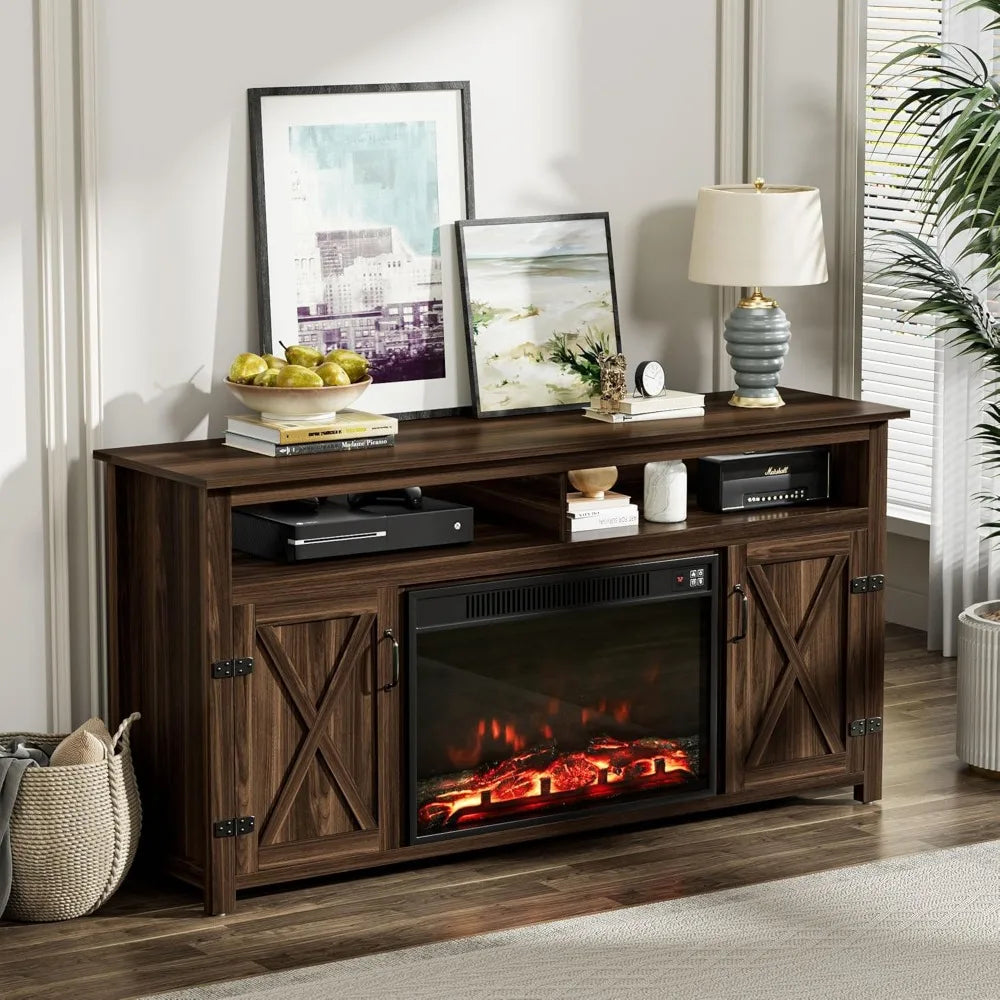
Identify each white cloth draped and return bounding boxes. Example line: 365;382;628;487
928;348;1000;654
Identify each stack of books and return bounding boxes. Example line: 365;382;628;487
224;410;397;457
566;490;639;534
583;389;705;423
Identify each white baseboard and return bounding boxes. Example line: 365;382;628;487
885;585;927;632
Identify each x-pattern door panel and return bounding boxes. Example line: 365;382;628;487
726;532;866;792
234;607;381;875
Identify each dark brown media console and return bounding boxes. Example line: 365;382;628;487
96;388;907;915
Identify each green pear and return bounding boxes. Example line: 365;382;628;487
253;367;282;386
323;348;369;383
262;353;287;369
314;361;351;387
284;344;324;367
228;352;268;384
276;364;323;388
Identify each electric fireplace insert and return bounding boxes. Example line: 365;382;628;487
407;556;719;844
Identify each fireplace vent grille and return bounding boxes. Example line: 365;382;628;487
465;572;651;620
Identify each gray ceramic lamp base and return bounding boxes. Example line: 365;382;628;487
723;304;791;408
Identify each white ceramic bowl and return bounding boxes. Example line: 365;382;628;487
224;376;373;422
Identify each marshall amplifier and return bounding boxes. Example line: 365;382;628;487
696;448;830;513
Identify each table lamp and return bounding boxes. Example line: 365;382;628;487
688;179;828;408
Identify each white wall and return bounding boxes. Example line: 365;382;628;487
0;3;49;731
2;0;867;724
95;0;720;451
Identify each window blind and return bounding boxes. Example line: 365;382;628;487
863;1;943;519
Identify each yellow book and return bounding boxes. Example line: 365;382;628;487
226;410;398;445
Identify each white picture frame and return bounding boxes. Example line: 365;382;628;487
248;82;475;418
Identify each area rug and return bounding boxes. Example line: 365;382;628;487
148;841;1000;1000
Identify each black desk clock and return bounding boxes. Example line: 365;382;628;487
635;360;665;397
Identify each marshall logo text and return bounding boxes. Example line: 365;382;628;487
764;465;790;476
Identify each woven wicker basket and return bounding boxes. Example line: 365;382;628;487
1;713;142;922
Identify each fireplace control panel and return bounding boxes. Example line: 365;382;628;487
671;562;711;592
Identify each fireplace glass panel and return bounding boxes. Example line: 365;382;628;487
410;564;716;842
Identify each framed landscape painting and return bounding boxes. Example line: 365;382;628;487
455;213;623;418
248;82;475;417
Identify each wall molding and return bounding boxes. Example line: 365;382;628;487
713;0;764;393
715;0;748;390
35;0;76;731
834;0;866;399
35;0;105;727
77;0;106;721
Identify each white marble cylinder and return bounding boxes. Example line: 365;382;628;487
643;460;687;523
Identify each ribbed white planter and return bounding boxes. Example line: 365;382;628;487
957;601;1000;774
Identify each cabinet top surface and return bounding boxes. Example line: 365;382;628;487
95;389;908;492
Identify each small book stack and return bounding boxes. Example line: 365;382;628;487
583;389;705;423
566;490;639;534
224;410;398;457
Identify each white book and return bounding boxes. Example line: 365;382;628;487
568;523;641;541
583;406;705;424
590;389;705;414
568;507;615;520
567;505;639;532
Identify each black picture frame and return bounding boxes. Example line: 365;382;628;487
248;82;475;419
455;212;624;419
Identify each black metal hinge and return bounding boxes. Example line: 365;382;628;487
848;717;883;737
210;657;254;679
212;816;255;838
849;574;885;595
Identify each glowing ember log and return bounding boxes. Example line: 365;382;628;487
417;735;696;832
549;753;600;792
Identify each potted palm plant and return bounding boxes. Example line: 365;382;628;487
872;0;1000;774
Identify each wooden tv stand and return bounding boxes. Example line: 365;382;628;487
96;388;906;915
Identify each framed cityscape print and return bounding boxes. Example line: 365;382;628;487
248;82;475;417
455;213;623;418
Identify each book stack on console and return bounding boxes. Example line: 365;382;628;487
565;490;639;534
583;389;705;423
224;410;398;457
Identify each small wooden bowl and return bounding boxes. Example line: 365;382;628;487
568;466;618;499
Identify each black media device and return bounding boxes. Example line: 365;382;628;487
348;486;423;510
233;495;473;562
696;448;830;513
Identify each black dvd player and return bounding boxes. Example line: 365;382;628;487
233;496;474;562
696;448;830;513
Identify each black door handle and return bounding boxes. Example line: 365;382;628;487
731;584;748;643
380;628;400;691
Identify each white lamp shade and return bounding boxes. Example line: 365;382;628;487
688;184;828;288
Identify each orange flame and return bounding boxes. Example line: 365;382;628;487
448;716;535;767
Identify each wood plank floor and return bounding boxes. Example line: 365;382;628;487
3;625;999;1000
